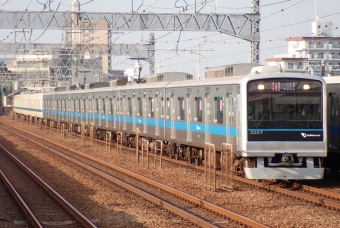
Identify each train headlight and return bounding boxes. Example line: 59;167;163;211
258;84;265;90
303;84;310;90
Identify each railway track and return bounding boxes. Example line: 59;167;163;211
0;121;269;228
0;144;96;228
57;123;340;211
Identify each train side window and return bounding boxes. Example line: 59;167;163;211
214;97;224;124
73;99;76;112
194;97;203;122
178;97;185;120
83;99;86;113
227;94;234;124
109;98;113;114
149;97;154;117
161;97;164;118
128;98;132;115
116;97;119;115
137;97;142;117
166;97;170;119
102;98;106;114
78;99;80;112
95;99;98;113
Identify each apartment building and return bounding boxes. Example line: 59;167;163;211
266;21;340;76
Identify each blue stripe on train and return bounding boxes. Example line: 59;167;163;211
14;106;42;113
24;108;322;137
41;109;238;137
248;128;323;132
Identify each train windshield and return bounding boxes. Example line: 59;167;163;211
247;78;323;141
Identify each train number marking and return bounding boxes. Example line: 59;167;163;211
249;131;263;135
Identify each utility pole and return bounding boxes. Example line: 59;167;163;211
195;42;201;79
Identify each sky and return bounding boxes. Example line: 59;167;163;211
1;0;340;78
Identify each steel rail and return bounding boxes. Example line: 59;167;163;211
0;121;268;228
0;169;42;228
4;120;340;210
0;142;97;228
1;125;218;228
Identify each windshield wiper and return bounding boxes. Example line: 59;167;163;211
295;117;317;127
282;120;301;127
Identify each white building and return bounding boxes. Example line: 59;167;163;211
266;21;340;76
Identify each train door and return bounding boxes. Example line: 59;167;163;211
187;90;192;142
74;99;77;123
155;95;159;136
236;88;241;151
132;96;136;132
205;88;211;143
71;99;75;123
108;98;113;129
143;93;147;134
119;97;123;131
227;89;237;151
171;91;176;139
60;99;63;121
83;98;87;125
147;96;154;135
99;98;103;127
64;98;67;122
75;98;78;123
123;93;127;130
57;98;60;121
113;96;117;130
105;96;109;128
329;92;339;150
93;97;99;126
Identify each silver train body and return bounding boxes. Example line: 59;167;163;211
13;72;327;179
322;76;340;174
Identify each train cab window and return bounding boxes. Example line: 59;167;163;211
194;97;203;122
137;97;142;117
214;97;224;124
149;97;154;117
178;97;185;121
109;98;113;114
128;98;132;115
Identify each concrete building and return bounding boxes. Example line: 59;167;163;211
67;0;112;85
205;63;263;78
266;21;340;76
8;50;53;90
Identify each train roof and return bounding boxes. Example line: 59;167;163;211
322;76;340;84
40;72;326;96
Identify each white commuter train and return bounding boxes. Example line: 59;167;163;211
13;70;327;180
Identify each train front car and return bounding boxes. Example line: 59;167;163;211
241;74;326;179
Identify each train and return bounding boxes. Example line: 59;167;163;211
323;76;340;176
13;68;327;180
